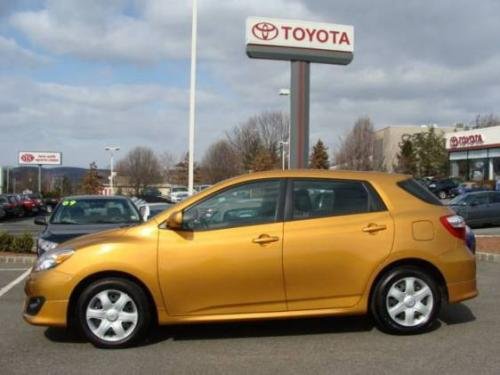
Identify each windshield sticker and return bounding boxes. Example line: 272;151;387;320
62;200;77;206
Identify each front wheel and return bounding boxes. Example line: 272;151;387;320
76;278;152;348
371;267;441;334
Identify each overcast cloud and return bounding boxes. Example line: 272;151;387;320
1;0;500;167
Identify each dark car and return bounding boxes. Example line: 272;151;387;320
448;191;500;227
428;178;459;199
449;183;488;197
0;205;5;220
0;194;24;217
34;195;145;256
137;187;169;203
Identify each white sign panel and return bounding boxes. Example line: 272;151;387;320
18;151;62;165
246;17;354;53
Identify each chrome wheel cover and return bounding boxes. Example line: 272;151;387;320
86;289;139;342
385;277;434;327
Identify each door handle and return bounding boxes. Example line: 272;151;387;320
252;235;279;244
362;224;387;233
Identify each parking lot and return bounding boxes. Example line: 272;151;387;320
0;261;498;374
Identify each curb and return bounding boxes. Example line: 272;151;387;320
476;252;500;264
0;255;36;265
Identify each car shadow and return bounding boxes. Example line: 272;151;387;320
44;303;476;347
439;302;476;325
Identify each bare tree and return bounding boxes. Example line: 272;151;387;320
473;114;500;129
226;111;289;172
158;151;176;183
201;140;240;184
335;117;382;171
116;146;162;195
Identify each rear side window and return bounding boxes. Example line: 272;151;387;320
398;178;442;205
290;179;386;220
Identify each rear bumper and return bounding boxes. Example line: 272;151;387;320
447;279;478;303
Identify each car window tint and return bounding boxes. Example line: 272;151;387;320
472;194;490;205
291;179;384;220
183;180;281;231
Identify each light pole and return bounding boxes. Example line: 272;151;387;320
279;141;288;170
279;88;291;169
105;146;120;195
187;0;198;195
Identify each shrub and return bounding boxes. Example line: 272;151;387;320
11;233;35;253
0;232;14;252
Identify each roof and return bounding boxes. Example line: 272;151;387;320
62;195;130;200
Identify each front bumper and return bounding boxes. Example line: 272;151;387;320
23;269;74;327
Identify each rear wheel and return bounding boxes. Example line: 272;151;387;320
438;191;447;200
76;278;151;348
371;267;441;334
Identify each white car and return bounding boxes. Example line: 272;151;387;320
168;187;189;203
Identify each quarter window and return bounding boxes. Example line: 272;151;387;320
291;179;385;220
183;180;282;231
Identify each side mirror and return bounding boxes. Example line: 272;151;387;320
139;205;150;221
34;215;48;226
167;211;183;230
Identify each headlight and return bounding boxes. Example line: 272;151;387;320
34;248;74;272
38;238;58;253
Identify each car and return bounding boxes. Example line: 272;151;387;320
138;187;169;203
447;191;500;227
33;195;146;256
167;186;189;203
465;226;476;253
0;194;24;217
24;170;477;348
0;205;5;220
19;194;40;215
427;178;459;199
449;183;488;198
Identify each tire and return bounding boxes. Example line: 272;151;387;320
76;278;152;348
438;191;447;200
371;266;441;334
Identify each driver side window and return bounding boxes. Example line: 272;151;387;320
182;180;282;231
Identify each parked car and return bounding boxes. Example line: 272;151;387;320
19;194;40;215
447;191;500;227
167;186;189;203
0;194;24;217
0;205;5;220
138;187;169;203
34;195;145;256
146;202;172;218
43;196;60;211
465;226;476;254
24;170;477;348
449;183;488;197
428;178;459;199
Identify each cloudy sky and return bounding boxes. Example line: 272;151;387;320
1;0;500;168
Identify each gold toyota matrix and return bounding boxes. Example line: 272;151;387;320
24;170;477;348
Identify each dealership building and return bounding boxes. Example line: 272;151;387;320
445;125;500;181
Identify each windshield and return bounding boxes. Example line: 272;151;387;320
50;198;141;225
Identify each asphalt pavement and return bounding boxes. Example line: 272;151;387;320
0;262;499;374
0;216;41;236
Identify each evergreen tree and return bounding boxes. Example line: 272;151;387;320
80;162;103;194
309;139;330;169
395;135;417;174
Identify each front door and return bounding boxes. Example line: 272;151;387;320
158;179;287;316
283;179;394;310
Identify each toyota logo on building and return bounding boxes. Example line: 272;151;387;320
252;22;279;41
21;153;35;163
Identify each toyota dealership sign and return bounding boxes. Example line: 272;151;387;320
246;17;354;65
18;151;62;165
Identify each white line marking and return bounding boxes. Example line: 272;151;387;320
0;268;29;271
0;269;31;298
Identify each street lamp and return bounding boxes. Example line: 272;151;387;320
105;146;120;195
279;88;291;169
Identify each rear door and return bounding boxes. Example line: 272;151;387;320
467;192;491;226
283;179;394;310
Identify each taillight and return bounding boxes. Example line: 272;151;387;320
440;215;466;240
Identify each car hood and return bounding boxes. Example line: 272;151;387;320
40;223;138;245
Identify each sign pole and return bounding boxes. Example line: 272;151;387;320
289;61;310;169
187;0;198;195
38;165;42;193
